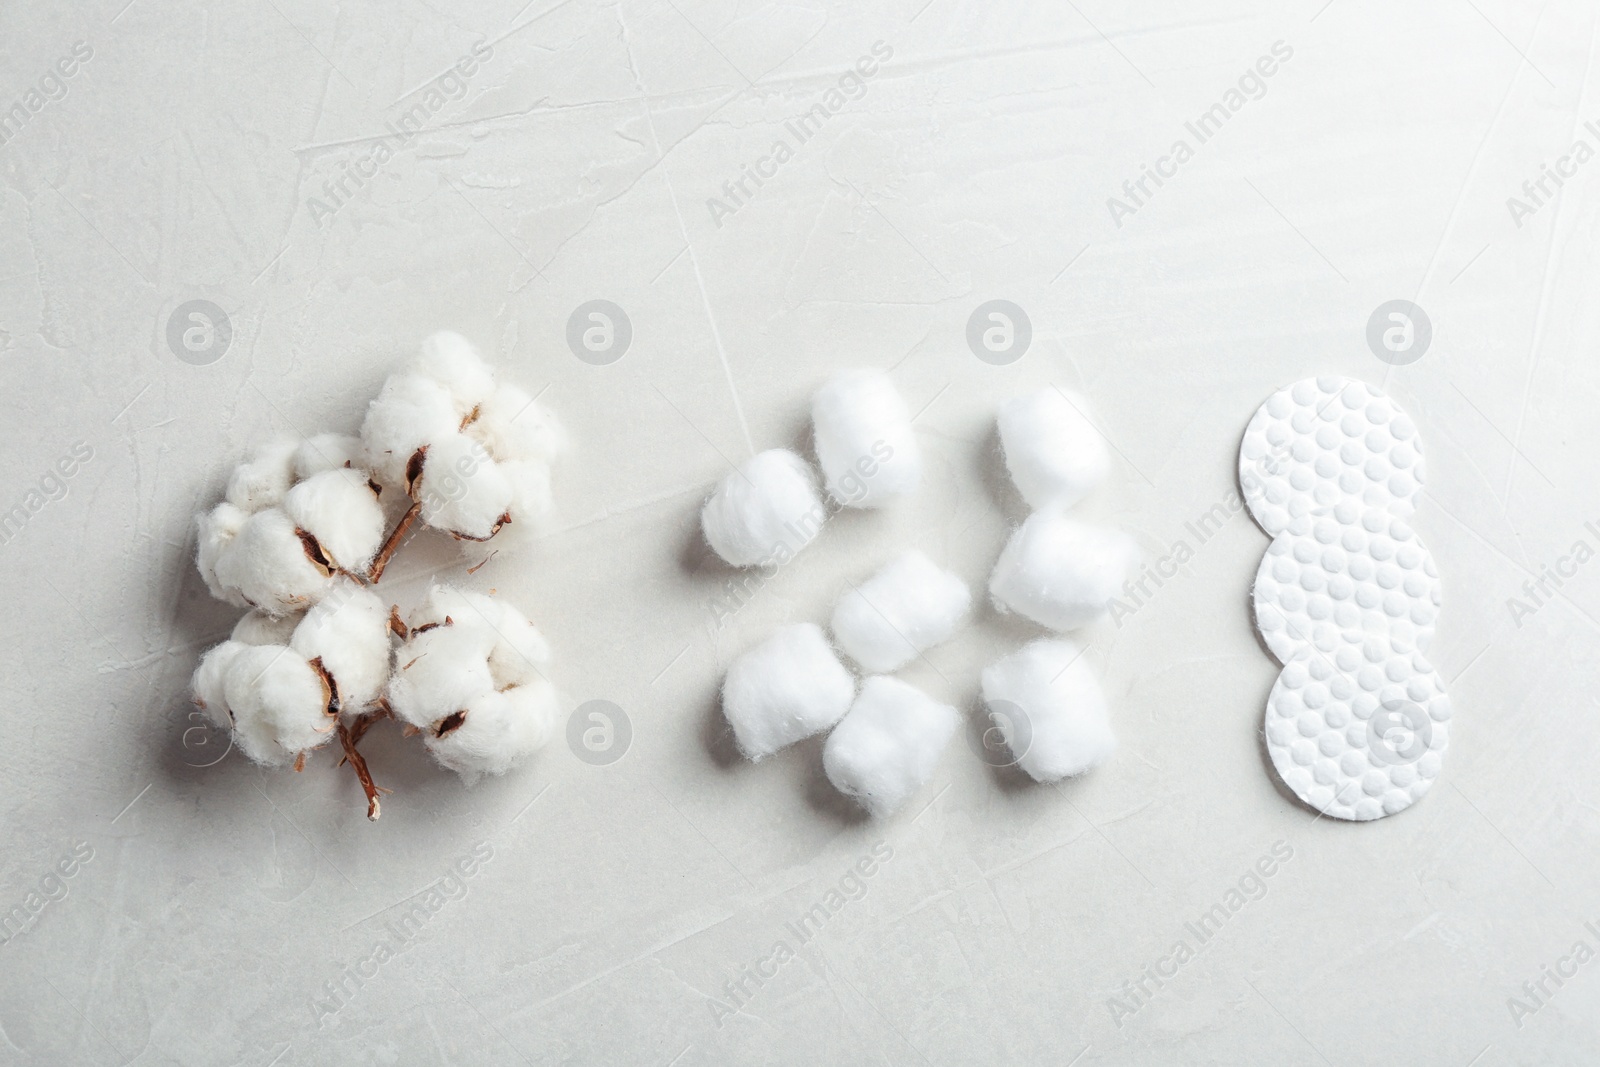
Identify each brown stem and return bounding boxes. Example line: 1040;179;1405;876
337;718;384;821
367;500;422;583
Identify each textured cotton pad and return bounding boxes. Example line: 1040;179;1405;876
831;550;971;673
721;623;855;761
1241;377;1448;823
989;510;1139;631
980;639;1115;782
996;387;1110;510
1263;648;1451;821
701;449;826;568
823;676;958;816
811;369;921;507
1240;376;1426;537
1253;504;1441;665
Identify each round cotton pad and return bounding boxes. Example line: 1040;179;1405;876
1240;376;1426;537
1263;648;1451;822
1252;504;1441;665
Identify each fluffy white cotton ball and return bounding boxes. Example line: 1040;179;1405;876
211;507;337;615
823;676;958;817
413;330;496;416
282;468;385;572
997;388;1110;510
386;585;557;779
225;437;298;513
471;382;565;469
231;610;300;647
425;680;560;780
831;550;971;673
701;450;826;568
204;643;336;766
196;502;248;605
980;639;1115;782
291;580;393;720
361;372;462;489
989;510;1138;631
811;370;921;507
292;433;366;480
721;623;855;760
413;433;514;541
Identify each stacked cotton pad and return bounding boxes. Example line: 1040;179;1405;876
1240;376;1449;822
708;377;1131;816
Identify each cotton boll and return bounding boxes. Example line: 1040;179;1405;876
292;433;365;479
823;676;958;816
499;459;554;532
212;507;337;615
282;468;385;572
191;640;247;727
721;623;855;760
221;644;336;766
811;370;921;508
231;610;300;647
831;550;971;673
471;382;565;467
415;434;514;541
196;502;248;606
291;581;392;719
361;372;461;489
701;450;826;568
980;639;1115;782
997;388;1110;509
424;679;559;781
412;330;495;415
225;436;299;513
989;510;1139;631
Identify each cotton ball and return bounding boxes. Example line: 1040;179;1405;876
225;436;298;513
831;550;971;673
823;676;958;816
989;510;1138;631
499;459;555;533
387;618;498;730
361;372;461;489
980;639;1115;782
282;468;385;572
191;640;246;727
721;623;855;760
811;370;921;507
196;502;248;606
424;679;560;781
487;601;551;689
292;433;365;480
231;610;300;647
291;581;392;720
701;450;826;568
415;434;513;541
220;644;336;766
212;507;337;615
997;388;1110;509
471;382;565;467
412;330;495;415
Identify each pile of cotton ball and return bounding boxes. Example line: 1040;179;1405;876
708;374;1133;817
188;332;565;820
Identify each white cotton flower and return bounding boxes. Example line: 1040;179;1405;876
209;507;337;615
361;333;563;550
290;580;393;721
292;433;366;479
282;468;385;572
387;584;558;781
191;641;336;767
225;437;299;513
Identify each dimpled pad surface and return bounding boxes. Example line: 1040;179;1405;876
1240;376;1426;537
1263;648;1451;821
1253;504;1441;665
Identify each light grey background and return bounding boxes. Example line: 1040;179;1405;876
2;0;1597;1064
